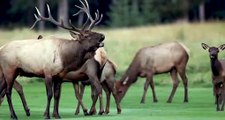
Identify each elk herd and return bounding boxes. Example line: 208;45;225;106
0;0;224;119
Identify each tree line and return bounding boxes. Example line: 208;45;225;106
0;0;225;29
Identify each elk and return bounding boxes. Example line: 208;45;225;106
201;43;225;111
72;51;121;115
0;0;104;119
115;42;189;104
0;47;121;116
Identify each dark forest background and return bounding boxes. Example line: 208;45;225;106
0;0;225;29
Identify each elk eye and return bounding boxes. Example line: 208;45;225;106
220;84;223;88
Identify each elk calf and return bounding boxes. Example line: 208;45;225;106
116;42;189;103
74;59;121;115
201;43;225;111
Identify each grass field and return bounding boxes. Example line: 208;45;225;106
0;82;225;120
1;22;225;119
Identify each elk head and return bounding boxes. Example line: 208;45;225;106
201;43;225;59
31;0;105;52
115;77;130;103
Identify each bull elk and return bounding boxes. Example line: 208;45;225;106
115;42;189;104
201;43;225;111
0;0;104;119
0;47;121;116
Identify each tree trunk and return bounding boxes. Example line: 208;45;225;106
58;0;68;30
199;2;205;22
38;0;45;31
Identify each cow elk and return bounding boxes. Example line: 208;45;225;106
0;0;104;119
201;43;225;111
115;42;189;104
72;49;121;115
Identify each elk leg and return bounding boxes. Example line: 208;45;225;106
140;80;150;104
178;69;189;102
43;75;53;119
102;82;110;114
52;78;62;119
106;79;121;114
148;75;158;103
0;89;6;106
89;85;98;115
167;68;180;103
13;80;30;116
0;72;6;105
5;72;18;119
73;82;88;115
88;75;103;115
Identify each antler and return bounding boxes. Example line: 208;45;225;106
73;0;103;30
30;4;81;33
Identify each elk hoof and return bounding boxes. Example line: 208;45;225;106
43;112;50;119
88;110;96;115
105;110;109;115
98;110;104;115
74;111;79;115
167;100;172;103
26;109;31;116
53;114;61;119
153;99;158;103
140;99;145;104
117;109;121;114
83;110;89;116
10;114;18;120
184;99;188;103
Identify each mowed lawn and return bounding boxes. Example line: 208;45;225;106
0;82;225;120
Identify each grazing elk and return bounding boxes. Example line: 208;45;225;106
115;42;189;103
0;0;104;119
201;43;225;111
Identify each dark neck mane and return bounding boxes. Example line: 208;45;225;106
210;58;222;76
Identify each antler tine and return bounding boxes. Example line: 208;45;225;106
31;4;81;33
88;10;103;30
94;14;103;26
30;13;41;29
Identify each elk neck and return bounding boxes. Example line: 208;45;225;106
120;61;139;86
210;58;222;76
59;40;88;71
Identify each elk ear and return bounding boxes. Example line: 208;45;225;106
201;43;210;50
219;44;225;51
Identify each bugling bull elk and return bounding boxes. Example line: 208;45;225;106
201;43;225;111
115;42;189;103
0;0;104;119
0;47;121;116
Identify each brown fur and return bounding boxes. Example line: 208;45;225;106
201;43;225;111
115;42;189;103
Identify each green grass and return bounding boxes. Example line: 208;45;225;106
0;82;225;120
